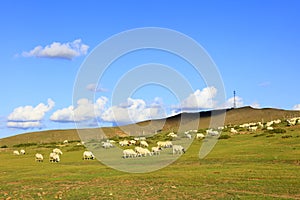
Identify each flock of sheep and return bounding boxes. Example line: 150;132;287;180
228;117;300;134
12;139;94;163
116;130;208;158
11;116;299;162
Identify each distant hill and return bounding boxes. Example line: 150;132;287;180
1;106;299;147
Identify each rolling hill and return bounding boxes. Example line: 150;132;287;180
1;106;299;147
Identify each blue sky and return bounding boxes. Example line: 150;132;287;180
1;0;300;138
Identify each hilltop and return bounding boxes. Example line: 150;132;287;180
1;106;299;147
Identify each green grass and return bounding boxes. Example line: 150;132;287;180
1;129;300;199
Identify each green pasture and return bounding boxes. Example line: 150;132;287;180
1;128;300;199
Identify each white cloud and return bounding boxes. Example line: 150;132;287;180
86;83;108;92
7;99;55;129
8;99;55;121
21;39;89;60
50;97;108;122
293;104;300;110
250;102;260;108
101;98;165;124
7;121;42;129
222;96;244;108
179;86;218;111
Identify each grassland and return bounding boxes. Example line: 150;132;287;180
1;125;300;199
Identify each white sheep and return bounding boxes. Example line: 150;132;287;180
185;133;192;139
53;148;63;155
230;128;238;134
135;147;152;157
63;140;68;144
172;145;185;155
13;150;20;155
129;140;136;145
49;152;60;162
102;141;114;149
249;126;258;132
151;146;162;155
168;132;178;138
157;141;173;148
273;119;281;124
287;119;296;126
122;149;137;158
119;140;129;147
267;126;274;130
196;133;205;139
207;129;220;136
20;149;26;155
140;140;149;147
35;153;43;162
83;151;95;160
239;123;250;128
266;121;274;127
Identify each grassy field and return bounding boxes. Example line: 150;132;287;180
1;125;300;199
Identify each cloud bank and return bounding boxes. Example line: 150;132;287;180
7;99;55;129
177;86;218;111
21;39;89;60
50;97;108;122
101;98;165;125
293;104;300;110
86;83;108;92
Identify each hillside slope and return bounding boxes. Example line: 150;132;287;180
1;106;299;146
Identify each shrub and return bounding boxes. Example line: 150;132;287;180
253;133;266;137
13;142;37;148
265;128;286;134
266;134;275;138
218;135;231;140
1;145;8;148
272;128;286;134
282;135;292;139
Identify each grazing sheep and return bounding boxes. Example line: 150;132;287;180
249;126;258;132
207;129;220;136
239;123;250;128
140;140;149;147
266;121;274;127
267;126;274;130
196;133;205;139
49;152;60;162
119;140;129;147
63;140;68;144
102;141;114;149
129;140;136;145
83;151;95;160
151;146;162;155
122;149;137;158
185;133;192;139
168;132;178;138
20;149;26;155
53;148;63;155
273;119;281;124
287;119;297;126
157;141;173;148
35;153;44;162
172;145;185;155
13;150;20;155
257;122;264;128
135;147;152;157
230;128;238;134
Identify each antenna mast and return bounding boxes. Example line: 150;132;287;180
233;90;236;108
